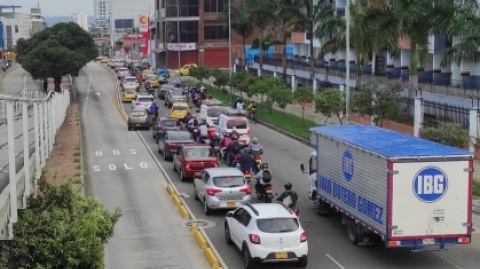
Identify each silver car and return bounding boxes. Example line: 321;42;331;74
132;94;155;109
165;89;188;108
193;168;252;215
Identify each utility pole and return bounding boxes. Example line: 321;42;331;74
176;0;181;69
345;2;351;124
228;0;232;75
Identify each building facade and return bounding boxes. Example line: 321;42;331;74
30;8;45;34
94;0;112;21
72;12;89;31
1;12;32;50
289;0;480;88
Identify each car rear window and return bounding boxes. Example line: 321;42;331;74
256;218;300;233
172;91;184;96
207;108;226;117
138;97;154;102
149;76;158;80
130;110;146;116
125;88;136;93
185;148;214;158
169;132;192;140
173;106;188;110
213;176;245;188
161;120;177;127
227;120;247;129
119;68;128;71
125;77;136;82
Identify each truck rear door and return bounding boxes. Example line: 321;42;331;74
390;160;472;243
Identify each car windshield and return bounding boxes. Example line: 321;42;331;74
130;110;146;116
227;120;247;129
185;148;214;158
161;120;178;127
207;108;226;117
213;176;245;188
256;218;300;233
173;106;188;110
169;132;192;140
119;68;128;72
148;76;158;80
138;97;154;102
125;77;136;82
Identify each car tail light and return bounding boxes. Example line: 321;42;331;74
185;162;190;169
167;143;178;148
300;232;307;242
247;129;251;136
249;234;261;244
135;102;141;106
240;186;251;195
294;209;300;218
266;185;272;191
145;116;150;122
213;161;219;167
127;116;131;122
206;188;222;196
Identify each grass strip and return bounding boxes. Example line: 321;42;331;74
188;81;320;140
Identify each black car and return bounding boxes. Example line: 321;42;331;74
151;117;181;143
157;131;194;161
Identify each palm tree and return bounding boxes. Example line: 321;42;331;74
219;1;254;66
287;0;334;81
245;0;275;70
251;31;283;59
362;0;436;89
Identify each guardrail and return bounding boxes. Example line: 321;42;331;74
0;89;70;240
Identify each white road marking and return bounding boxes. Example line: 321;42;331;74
82;73;92;119
326;254;346;269
92;162;149;172
434;253;464;269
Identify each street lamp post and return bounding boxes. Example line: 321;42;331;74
345;2;351;124
228;0;232;75
176;0;181;69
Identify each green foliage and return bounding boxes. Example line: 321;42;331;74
210;68;230;89
249;76;283;101
352;81;403;126
251;31;282;51
314;88;345;125
228;71;257;95
189;66;211;82
269;86;292;113
293;86;314;122
473;181;480;197
0;177;121;269
420;123;470;148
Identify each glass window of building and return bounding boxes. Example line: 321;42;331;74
204;0;227;13
166;20;198;43
166;0;199;17
204;25;229;39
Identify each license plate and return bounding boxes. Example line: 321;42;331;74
135;124;141;127
423;239;435;245
226;201;236;208
275;252;288;259
266;189;273;194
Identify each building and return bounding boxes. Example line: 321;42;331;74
94;0;112;21
72;12;89;31
154;0;252;69
0;12;32;50
30;8;45;34
289;0;480;89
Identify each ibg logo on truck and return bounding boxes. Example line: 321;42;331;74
412;166;449;203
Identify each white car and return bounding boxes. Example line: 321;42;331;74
122;76;139;90
132;94;155;109
224;203;308;269
118;67;130;78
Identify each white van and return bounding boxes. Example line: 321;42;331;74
216;114;251;145
197;105;236;125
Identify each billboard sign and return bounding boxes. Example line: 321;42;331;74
167;43;196;51
138;15;149;33
115;19;134;30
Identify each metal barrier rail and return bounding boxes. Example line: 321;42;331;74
0;89;70;239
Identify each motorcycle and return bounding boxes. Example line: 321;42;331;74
254;163;274;203
145;82;153;95
213;145;221;160
253;155;262;173
225;152;240;167
191;127;199;141
243;170;252;183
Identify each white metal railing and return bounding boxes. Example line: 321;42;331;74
0;89;70;240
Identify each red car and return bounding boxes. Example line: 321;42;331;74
173;144;219;181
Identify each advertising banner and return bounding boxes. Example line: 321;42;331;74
138;15;150;55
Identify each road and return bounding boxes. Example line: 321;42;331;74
78;62;211;269
114;69;480;269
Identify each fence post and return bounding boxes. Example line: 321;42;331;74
49;98;55;149
371;92;376;126
339;85;345;120
291;75;297;93
233;64;236;74
413;97;424;137
257;68;261;77
39;102;45;167
22;102;31;204
6;102;18;224
43;101;50;157
33;102;41;183
273;71;277;78
469;107;478;154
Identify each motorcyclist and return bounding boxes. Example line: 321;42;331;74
235;99;244;114
209;133;221;148
247;100;258;123
233;98;241;109
220;132;232;160
230;126;239;138
149;102;159;118
199;85;206;93
197;122;209;142
187;115;198;130
276;182;299;210
249;137;263;156
236;147;254;174
183;112;192;124
226;134;242;165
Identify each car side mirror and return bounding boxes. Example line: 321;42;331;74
226;212;234;218
300;164;306;173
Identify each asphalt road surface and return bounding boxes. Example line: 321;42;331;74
78;62;211;269
113;67;480;269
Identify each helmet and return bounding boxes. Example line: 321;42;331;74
212;133;219;139
252;137;258;144
222;130;228;136
243;147;250;154
231;134;238;140
284;182;292;191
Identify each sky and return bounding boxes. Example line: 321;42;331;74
4;0;94;16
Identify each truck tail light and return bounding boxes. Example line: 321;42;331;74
300;232;307;242
167;143;178;148
458;237;471;243
206;188;222;196
387;241;401;247
240;186;251;195
249;234;261;244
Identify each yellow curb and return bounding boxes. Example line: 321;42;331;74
203;248;220;268
193;229;207;249
171;194;182;207
178;205;190;219
166;185;174;196
190;224;199;234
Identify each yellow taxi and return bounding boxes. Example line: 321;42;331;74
147;75;160;88
142;69;154;81
170;101;190;120
100;57;109;64
175;63;197;76
122;88;138;102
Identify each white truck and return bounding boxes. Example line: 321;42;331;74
300;125;473;251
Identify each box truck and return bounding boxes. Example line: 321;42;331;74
300;125;473;251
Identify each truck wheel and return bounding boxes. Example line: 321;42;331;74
347;220;360;245
314;200;331;215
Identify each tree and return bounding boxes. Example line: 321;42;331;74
314;88;345;125
248;76;283;102
189;66;210;83
293;86;314;123
421;123;470;148
352;81;403;126
245;0;274;69
0;177;121;268
269;86;292;113
210;68;230;91
251;31;283;62
219;1;254;64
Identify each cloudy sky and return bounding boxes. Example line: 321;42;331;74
5;0;94;16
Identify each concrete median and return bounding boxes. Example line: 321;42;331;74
166;185;174;196
171;194;182;207
204;247;220;268
193;227;208;249
178;205;190;219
